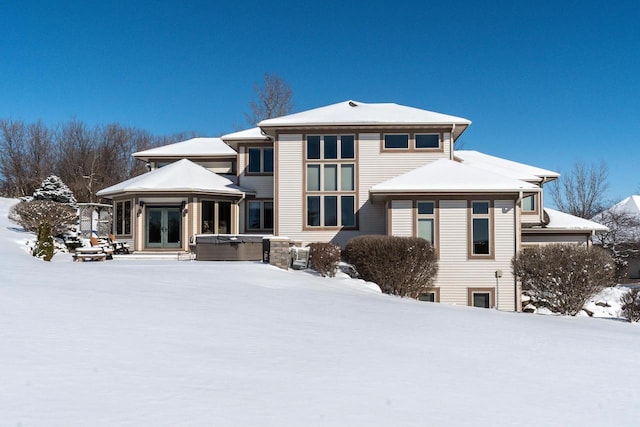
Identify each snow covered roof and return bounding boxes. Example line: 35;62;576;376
543;208;608;231
96;159;253;198
370;159;540;194
599;195;640;218
221;127;270;141
133;137;236;160
455;150;560;182
259;100;471;140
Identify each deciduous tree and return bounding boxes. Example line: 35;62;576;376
245;73;294;125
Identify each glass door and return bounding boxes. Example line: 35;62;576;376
146;207;182;248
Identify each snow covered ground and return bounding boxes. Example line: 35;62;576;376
1;197;639;427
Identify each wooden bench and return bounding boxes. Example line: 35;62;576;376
73;246;109;262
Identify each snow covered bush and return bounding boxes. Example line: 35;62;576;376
9;200;77;236
620;289;640;322
512;244;615;316
32;221;54;261
33;175;77;206
344;235;438;298
307;242;341;277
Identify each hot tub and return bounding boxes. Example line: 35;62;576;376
192;234;268;261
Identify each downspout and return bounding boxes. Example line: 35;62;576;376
514;190;523;311
450;124;456;160
235;192;246;234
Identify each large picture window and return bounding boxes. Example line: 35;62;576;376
305;135;356;228
115;200;131;235
247;147;274;174
470;201;492;257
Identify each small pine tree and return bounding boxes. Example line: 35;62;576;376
33;175;77;206
32;221;55;261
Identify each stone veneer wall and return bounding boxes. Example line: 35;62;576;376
268;237;291;270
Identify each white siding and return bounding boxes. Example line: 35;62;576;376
435;199;517;311
390;200;412;237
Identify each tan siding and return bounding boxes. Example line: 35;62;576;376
435;199;517;311
237;146;274;198
359;132;449;183
390;200;413;237
277;134;304;240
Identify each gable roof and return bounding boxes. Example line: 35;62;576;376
96;159;253;198
259;100;471;140
370;159;539;194
455;150;560;183
133;137;236;161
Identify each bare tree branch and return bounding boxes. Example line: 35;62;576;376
245;73;293;126
549;160;609;219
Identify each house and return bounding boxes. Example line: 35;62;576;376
592;195;640;280
96;100;606;310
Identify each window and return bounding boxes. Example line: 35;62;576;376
305;135;356;228
202;200;232;234
415;134;440;149
384;134;409;149
522;195;536;212
115;200;131;235
468;288;495;308
470;201;491;256
418;292;435;302
416;201;436;246
247;147;273;174
247;200;273;230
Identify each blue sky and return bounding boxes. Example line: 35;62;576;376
2;1;639;202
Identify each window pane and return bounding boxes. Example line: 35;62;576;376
248;201;261;229
123;201;131;234
341;196;355;227
324;136;338;159
116;202;123;235
472;218;490;254
415;134;439;148
340;164;354;191
202;201;215;233
218;202;231;234
341;135;355;159
307;165;320;191
264;202;273;229
418;292;435;302
263;148;274;173
523;195;535;211
418;218;434;244
325;196;338;226
307;196;320;226
473;292;491;308
324;164;337;191
307;136;320;159
417;201;434;215
472;202;489;215
248;148;261;173
384;134;409;149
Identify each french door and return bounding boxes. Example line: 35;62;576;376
146;207;182;248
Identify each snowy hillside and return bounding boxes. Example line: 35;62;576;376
1;197;639;426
